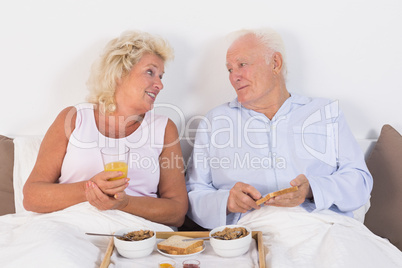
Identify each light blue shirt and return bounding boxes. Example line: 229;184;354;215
186;93;373;229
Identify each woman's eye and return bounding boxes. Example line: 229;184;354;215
147;70;153;76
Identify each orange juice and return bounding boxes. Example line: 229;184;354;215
159;264;175;268
104;161;128;181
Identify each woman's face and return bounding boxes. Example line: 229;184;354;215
115;53;165;114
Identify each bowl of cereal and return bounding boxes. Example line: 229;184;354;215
113;227;155;258
209;225;252;257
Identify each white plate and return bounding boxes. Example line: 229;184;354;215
156;245;205;258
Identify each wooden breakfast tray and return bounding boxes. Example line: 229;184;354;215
100;231;267;268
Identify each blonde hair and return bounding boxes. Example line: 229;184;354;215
227;28;287;78
86;30;174;113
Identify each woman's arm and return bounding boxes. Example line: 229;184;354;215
117;119;188;227
22;107;88;212
23;106;129;213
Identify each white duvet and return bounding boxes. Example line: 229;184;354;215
2;205;401;268
0;202;173;267
238;205;402;268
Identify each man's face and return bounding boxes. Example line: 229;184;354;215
226;34;276;109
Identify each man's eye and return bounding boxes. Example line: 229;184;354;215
147;70;153;75
228;68;233;73
240;63;246;67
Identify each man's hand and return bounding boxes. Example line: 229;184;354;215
227;182;262;214
264;174;312;207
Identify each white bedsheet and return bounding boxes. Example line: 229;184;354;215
2;206;400;268
238;205;402;268
0;202;173;267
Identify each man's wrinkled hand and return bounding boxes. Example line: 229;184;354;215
264;174;312;207
227;182;262;214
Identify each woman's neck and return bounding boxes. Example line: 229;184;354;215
95;108;145;138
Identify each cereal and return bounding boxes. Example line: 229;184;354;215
211;227;249;240
118;230;154;241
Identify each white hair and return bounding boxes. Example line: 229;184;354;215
227;28;287;78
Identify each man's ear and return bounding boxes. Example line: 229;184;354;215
272;52;283;73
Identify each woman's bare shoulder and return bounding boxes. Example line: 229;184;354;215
163;118;180;145
41;106;78;143
53;106;77;138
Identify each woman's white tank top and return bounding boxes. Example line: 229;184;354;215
59;103;168;197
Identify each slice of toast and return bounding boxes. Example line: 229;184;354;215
157;235;204;255
255;186;298;205
160;245;204;255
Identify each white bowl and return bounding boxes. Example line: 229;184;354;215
209;225;252;257
113;227;156;258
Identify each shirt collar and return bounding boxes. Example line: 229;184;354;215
228;98;242;108
287;92;310;105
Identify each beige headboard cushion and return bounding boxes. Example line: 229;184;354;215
0;135;15;215
364;124;402;251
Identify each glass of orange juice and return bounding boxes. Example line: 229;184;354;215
101;147;130;181
158;260;176;268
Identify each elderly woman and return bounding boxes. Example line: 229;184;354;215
23;31;188;227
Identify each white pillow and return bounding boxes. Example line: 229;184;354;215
13;136;43;213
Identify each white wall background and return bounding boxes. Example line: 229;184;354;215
1;0;401;160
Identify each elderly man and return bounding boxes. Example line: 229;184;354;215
185;28;373;230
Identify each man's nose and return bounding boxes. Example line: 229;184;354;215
231;69;242;82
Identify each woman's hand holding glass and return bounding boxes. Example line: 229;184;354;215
85;170;130;210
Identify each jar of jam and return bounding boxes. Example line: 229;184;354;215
182;259;200;268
